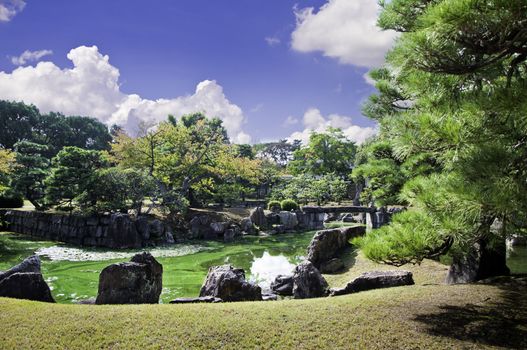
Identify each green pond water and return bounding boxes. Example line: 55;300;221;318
0;231;315;303
1;231;526;304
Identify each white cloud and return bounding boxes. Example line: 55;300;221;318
0;45;251;143
0;0;25;22
265;36;281;46
282;115;299;127
362;72;376;86
10;49;53;66
288;108;377;145
291;0;398;69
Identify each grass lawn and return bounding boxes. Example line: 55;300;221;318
1;248;526;349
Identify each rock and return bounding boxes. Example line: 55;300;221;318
262;293;278;301
210;222;227;235
270;224;286;235
106;213;142;249
169;296;223;304
340;213;357;223
330;271;414;296
0;273;55;303
96;252;163;304
199;265;262;302
507;234;527;246
240;218;255;234
292;261;329;299
0;255;55;303
224;229;236;243
319;258;345;274
149;219;165;238
446;238;510;284
270;274;294;296
164;229;175;244
75;297;96;305
135;216;150;240
278;211;298;230
265;213;280;226
0;255;41;281
250;207;267;229
307;226;365;268
324;212;339;223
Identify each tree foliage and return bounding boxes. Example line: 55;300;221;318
358;0;527;265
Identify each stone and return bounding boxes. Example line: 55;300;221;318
249;207;267;229
324;212;339;223
0;255;41;281
330;271;414;296
319;258;345;274
164;229;175;244
0;273;55;303
169;296;223;304
75;297;96;305
265;213;280;226
278;211;298;230
136;216;150;240
340;213;357;223
446;238;510;284
96;252;163;304
292;261;329;299
0;256;55;303
224;229;236;243
149;219;165;238
507;234;527;246
210;222;227;235
270;224;286;235
270;274;294;296
199;264;262;302
240;218;254;234
262;293;278;301
106;213;142;249
307;226;365;268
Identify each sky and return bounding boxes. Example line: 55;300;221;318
0;0;397;144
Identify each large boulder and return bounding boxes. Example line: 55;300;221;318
319;258;345;274
330;271;414;296
96;252;163;304
307;226;366;268
0;255;55;303
292;261;329;299
199;265;262;302
270;274;294;296
446;238;510;284
240;218;256;235
278;211;298;230
250;207;267;229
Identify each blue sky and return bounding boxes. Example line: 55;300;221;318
0;0;396;144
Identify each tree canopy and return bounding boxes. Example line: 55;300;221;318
358;0;527;265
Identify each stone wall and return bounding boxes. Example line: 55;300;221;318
0;210;175;249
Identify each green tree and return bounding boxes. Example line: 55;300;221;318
289;128;357;178
11;141;50;209
44;147;108;210
358;0;527;274
0;100;40;149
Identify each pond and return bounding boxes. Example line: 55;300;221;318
1;232;527;304
0;231;315;303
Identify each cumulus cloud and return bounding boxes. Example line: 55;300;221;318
0;0;25;22
10;49;53;66
0;45;251;143
265;36;281;46
291;0;398;69
288;108;377;145
282;115;299;127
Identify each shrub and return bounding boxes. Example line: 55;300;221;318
267;200;282;211
281;199;299;211
0;195;24;208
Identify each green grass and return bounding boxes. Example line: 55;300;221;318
1;250;526;349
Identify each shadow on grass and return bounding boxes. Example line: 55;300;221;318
413;283;527;349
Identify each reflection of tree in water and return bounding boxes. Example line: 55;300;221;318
414;283;527;349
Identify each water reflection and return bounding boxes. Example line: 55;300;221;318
249;251;298;291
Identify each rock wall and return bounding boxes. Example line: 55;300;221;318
0;210;175;249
